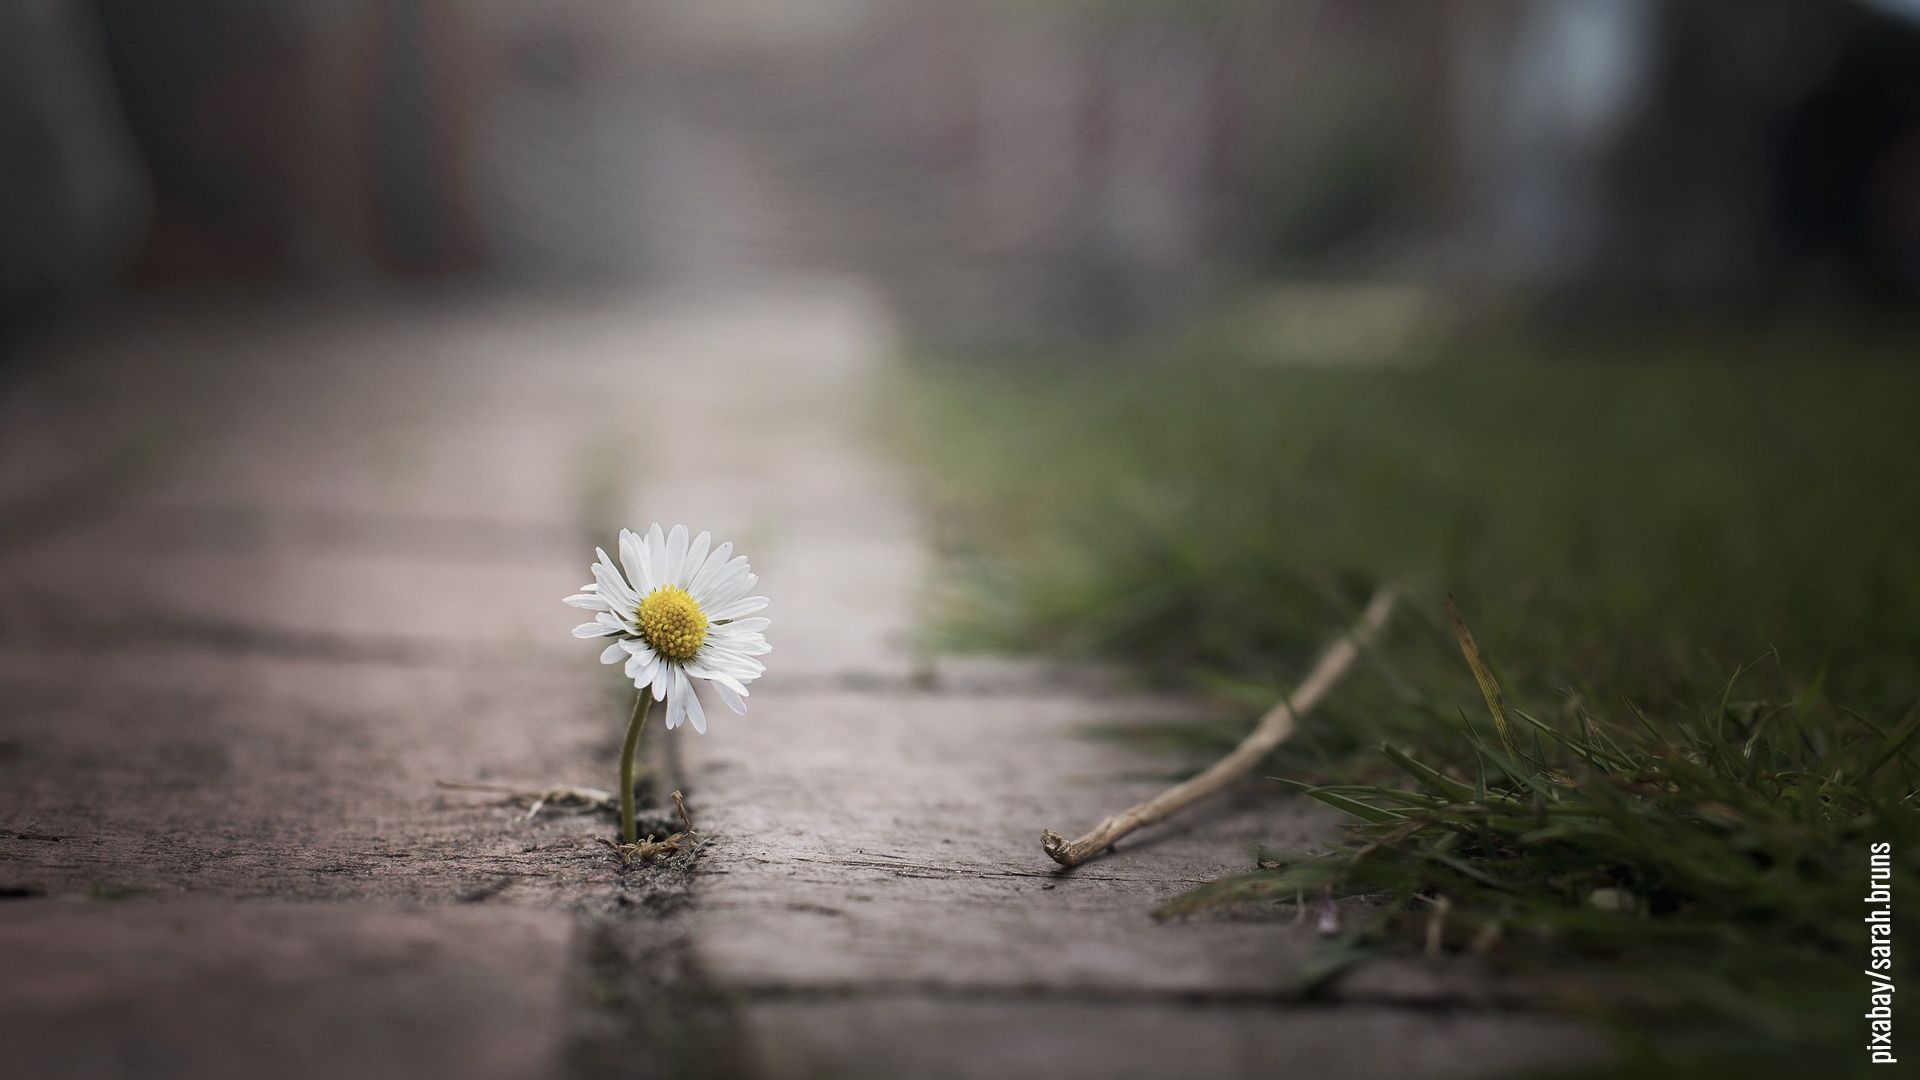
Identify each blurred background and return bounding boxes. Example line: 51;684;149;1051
7;0;1920;342
5;4;1920;1077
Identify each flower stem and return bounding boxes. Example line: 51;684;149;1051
619;692;652;844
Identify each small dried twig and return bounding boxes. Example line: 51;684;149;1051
435;779;616;819
599;788;700;866
1041;586;1397;868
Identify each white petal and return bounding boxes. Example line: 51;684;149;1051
665;525;689;587
637;541;657;591
711;664;765;686
665;668;688;730
682;672;707;734
659;683;676;728
716;616;769;634
702;630;767;654
626;655;657;687
701;628;763;650
713;680;748;715
563;592;610;611
599;642;627;664
646;524;668;585
696;557;750;608
707;633;770;657
687;662;749;697
593;552;636;608
681;531;711;590
690;543;733;601
573;622;620;638
625;653;656;682
702;634;769;666
708;595;769;620
698;651;765;680
664;522;687;580
652;666;669;701
619;530;651;593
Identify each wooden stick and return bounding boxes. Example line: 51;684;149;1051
1041;586;1397;868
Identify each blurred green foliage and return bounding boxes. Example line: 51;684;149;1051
898;327;1920;1075
901;332;1919;724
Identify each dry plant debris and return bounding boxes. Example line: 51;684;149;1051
598;789;699;866
435;780;617;819
1041;587;1397;868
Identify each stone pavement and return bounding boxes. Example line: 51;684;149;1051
0;283;1599;1078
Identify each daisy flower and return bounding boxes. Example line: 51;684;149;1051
566;524;770;735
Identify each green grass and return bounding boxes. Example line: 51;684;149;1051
898;328;1920;1075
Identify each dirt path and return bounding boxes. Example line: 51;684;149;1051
0;284;1596;1078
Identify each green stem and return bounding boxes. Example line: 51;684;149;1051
619;692;652;844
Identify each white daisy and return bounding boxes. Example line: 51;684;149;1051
565;524;770;734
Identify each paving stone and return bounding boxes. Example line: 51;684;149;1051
658;284;1607;1074
0;534;584;659
0;650;643;905
685;688;1344;996
0;283;1608;1079
735;998;1604;1080
0;900;575;1080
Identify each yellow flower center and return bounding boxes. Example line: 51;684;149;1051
636;585;707;661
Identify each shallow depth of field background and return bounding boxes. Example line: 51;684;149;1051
4;3;1919;1073
11;1;1920;334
